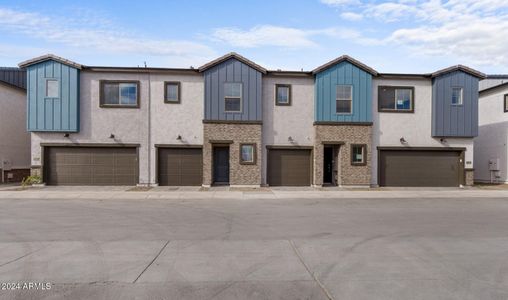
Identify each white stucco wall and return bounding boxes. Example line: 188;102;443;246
372;77;474;185
475;86;508;183
31;71;151;183
261;75;314;184
0;83;30;172
149;73;204;183
31;70;204;185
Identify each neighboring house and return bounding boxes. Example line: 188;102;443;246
19;53;484;187
0;67;30;183
475;76;508;184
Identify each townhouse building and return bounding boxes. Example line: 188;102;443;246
475;76;508;184
0;67;30;183
18;53;484;187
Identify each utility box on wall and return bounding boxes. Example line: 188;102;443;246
2;159;12;171
489;158;500;171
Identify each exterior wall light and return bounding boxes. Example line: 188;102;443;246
63;133;70;138
109;134;115;139
177;135;182;140
288;136;294;142
400;137;407;144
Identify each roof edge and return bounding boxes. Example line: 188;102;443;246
431;65;486;79
198;52;267;74
311;55;378;76
18;54;82;69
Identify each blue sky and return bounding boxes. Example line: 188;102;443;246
0;0;506;74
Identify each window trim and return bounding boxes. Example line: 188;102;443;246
451;87;463;106
164;81;181;104
350;144;367;166
99;80;140;108
336;84;353;115
224;82;243;113
45;79;59;98
378;86;415;113
275;84;292;106
239;143;257;165
504;94;508;113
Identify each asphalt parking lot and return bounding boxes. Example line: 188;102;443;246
0;189;508;299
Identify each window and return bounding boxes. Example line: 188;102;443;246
378;86;414;112
46;80;59;98
100;81;139;107
451;87;463;105
240;144;256;164
336;85;352;114
164;82;180;103
224;82;242;112
275;84;291;106
504;94;508;112
351;144;366;165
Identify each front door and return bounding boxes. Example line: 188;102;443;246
213;147;230;184
323;146;334;184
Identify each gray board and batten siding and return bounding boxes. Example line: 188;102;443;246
432;70;480;137
203;58;262;122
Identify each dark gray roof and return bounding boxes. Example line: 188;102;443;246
0;67;26;90
312;55;378;76
198;52;267;74
431;65;486;79
18;54;82;69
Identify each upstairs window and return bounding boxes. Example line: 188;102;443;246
451;87;463;105
378;86;414;112
275;84;291;106
504;94;508;112
46;79;59;98
164;82;180;103
100;81;139;108
336;85;352;114
224;82;242;112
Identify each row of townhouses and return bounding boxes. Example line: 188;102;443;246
2;52;507;187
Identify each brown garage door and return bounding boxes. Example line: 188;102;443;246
268;149;312;186
44;147;138;185
158;148;202;186
379;150;462;187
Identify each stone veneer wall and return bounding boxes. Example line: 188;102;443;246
465;169;474;186
203;123;262;186
314;124;372;186
3;169;30;183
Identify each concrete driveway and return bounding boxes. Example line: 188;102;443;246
0;190;508;299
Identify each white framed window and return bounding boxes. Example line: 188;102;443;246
46;79;59;98
451;87;463;105
336;85;352;114
224;82;242;112
504;94;508;112
240;144;256;164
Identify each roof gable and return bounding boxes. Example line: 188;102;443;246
199;52;267;74
312;55;378;76
431;65;485;79
18;54;82;69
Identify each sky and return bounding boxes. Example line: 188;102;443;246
0;0;506;74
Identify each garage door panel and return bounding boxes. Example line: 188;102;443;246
158;148;202;186
45;147;138;186
380;150;461;187
268;149;311;186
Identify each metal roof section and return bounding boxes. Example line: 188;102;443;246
431;65;486;79
18;54;82;69
311;55;378;76
198;52;267;74
0;67;26;90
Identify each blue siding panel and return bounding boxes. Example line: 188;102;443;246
204;58;262;122
431;70;479;137
26;59;79;132
314;61;373;123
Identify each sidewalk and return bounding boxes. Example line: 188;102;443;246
1;184;508;200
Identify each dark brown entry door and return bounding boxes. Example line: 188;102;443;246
379;150;462;187
158;148;202;186
213;147;229;184
323;146;334;184
268;149;312;186
44;147;138;185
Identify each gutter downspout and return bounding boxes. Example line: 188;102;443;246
147;70;152;186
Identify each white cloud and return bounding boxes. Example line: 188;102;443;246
320;0;361;6
340;12;364;21
0;8;216;65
